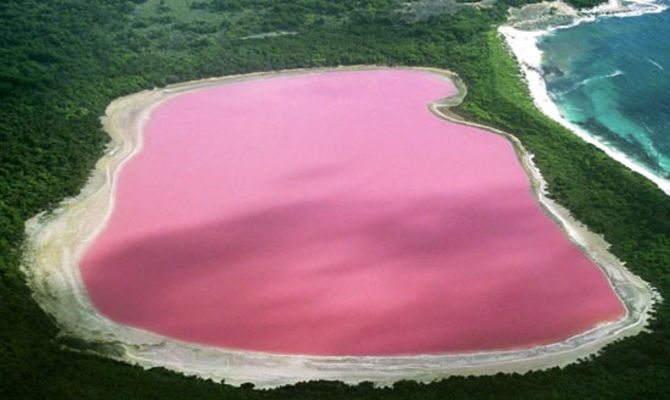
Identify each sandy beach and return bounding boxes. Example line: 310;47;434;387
22;66;656;388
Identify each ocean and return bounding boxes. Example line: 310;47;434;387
538;1;670;180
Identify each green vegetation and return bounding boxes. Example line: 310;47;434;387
2;0;669;398
563;0;610;9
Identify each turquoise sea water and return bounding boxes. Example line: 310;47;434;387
538;2;670;179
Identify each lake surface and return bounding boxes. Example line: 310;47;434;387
80;69;623;356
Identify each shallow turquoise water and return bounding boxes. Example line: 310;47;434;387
538;3;670;179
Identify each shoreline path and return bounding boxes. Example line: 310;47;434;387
22;66;657;388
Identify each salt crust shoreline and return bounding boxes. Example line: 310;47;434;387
22;66;657;388
499;0;670;195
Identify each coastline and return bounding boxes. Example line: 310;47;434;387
21;66;656;388
499;0;670;195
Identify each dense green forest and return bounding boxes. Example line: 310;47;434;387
2;0;670;398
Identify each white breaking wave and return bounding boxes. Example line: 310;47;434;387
639;121;670;172
558;70;625;96
586;0;669;18
646;57;665;70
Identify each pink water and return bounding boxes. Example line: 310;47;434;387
81;70;624;356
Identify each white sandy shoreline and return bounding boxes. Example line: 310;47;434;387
21;66;657;388
499;0;670;195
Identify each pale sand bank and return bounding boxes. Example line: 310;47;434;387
22;66;656;388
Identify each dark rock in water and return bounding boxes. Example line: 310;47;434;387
542;65;565;78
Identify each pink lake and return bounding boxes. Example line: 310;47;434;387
81;69;624;356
